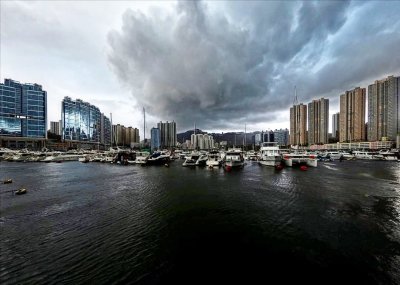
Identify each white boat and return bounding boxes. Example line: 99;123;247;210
90;155;104;162
339;152;355;160
182;152;200;167
258;142;282;167
195;153;208;166
170;150;181;160
179;151;191;159
245;151;259;161
282;153;318;167
223;149;244;168
135;151;150;164
42;152;84;162
147;151;170;165
322;151;342;160
378;150;399;161
206;151;221;167
353;151;384;160
78;156;90;163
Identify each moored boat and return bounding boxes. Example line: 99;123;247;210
135;151;150;164
147;151;170;165
206;151;221;167
223;149;244;169
353;151;384;160
258;142;282;167
282;153;318;167
195;153;208;166
79;156;90;163
182;152;200;167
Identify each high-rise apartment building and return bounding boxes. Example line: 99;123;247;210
191;133;214;150
112;124;125;146
100;114;111;148
290;103;307;145
111;124;139;146
332;113;339;139
308;98;329;145
263;130;274;143
273;128;289;146
61;97;111;146
50;121;61;135
0;79;47;138
368;75;399;141
157;121;177;148
125;127;140;146
134;128;140;144
339;87;366;142
254;132;262;145
151;128;160;151
190;133;197;149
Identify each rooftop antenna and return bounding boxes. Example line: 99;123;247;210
194;122;196;135
293;85;298;105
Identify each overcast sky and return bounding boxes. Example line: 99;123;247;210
1;1;399;136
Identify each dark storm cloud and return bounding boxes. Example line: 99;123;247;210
107;1;400;131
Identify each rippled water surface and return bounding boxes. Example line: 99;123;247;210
1;160;400;284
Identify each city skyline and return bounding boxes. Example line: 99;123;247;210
1;1;400;135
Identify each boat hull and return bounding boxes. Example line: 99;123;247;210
258;157;281;167
182;159;197;167
224;160;244;168
206;160;220;167
283;157;318;167
146;157;170;165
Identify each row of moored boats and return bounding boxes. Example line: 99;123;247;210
1;145;398;169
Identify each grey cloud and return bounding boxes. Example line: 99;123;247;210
107;0;399;132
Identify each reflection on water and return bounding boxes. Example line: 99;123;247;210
0;160;399;284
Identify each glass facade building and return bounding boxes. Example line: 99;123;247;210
0;79;47;138
273;128;289;146
151;127;161;151
61;97;111;146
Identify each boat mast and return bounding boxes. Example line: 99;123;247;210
143;107;145;141
244;124;246;151
194;122;196;150
110;113;112;149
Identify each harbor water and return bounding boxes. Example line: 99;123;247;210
1;160;399;284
